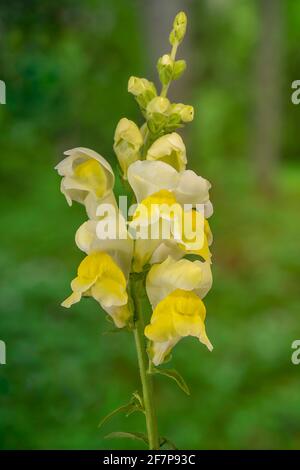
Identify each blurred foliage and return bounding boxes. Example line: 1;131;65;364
0;0;300;450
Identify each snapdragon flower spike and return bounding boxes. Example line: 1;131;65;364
55;147;116;219
61;251;131;328
145;256;213;366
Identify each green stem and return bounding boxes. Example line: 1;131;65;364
160;41;179;98
131;277;159;450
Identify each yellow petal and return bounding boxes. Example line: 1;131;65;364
74;159;107;198
61;291;82;308
145;288;212;365
132;189;180;226
177;210;212;261
62;252;129;328
91;277;127;308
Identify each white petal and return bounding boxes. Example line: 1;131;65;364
174;170;211;206
150;241;184;264
127;160;179;202
150;338;179;366
131;238;162;272
85;192;117;220
104;305;132;328
194;260;213;299
146;256;203;308
204;200;214;218
64;147;114;183
75;214;133;279
55;147;115;216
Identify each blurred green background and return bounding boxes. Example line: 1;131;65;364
1;0;300;450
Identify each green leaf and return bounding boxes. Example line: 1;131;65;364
159;436;178;450
98;402;135;428
105;431;149;445
151;367;190;396
98;391;144;428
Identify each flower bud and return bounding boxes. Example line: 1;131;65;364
113;118;143;178
128;76;157;110
147;97;170;116
170;103;194;122
157;54;174;85
173;60;186;80
128;77;151;96
146;132;187;172
169;11;187;45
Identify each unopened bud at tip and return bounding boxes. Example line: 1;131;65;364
169;11;187;45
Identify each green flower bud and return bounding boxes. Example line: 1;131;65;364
173;60;186;80
128;76;157;110
169;11;187;45
170;103;194;122
113;118;143;178
157;54;174;85
147;114;168;135
147;97;170;116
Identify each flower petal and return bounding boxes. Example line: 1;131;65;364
174;169;211;206
146;256;203;308
113;118;143;177
105;305;132;328
145;288;212;365
55;147;115;216
146;133;187;172
75;214;133;279
61;252;130;327
127;160;179;203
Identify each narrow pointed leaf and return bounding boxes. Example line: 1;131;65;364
152;367;190;396
98;402;134;428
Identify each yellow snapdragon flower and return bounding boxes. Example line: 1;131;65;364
55;147;116;218
145;256;213;365
62;251;131;328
